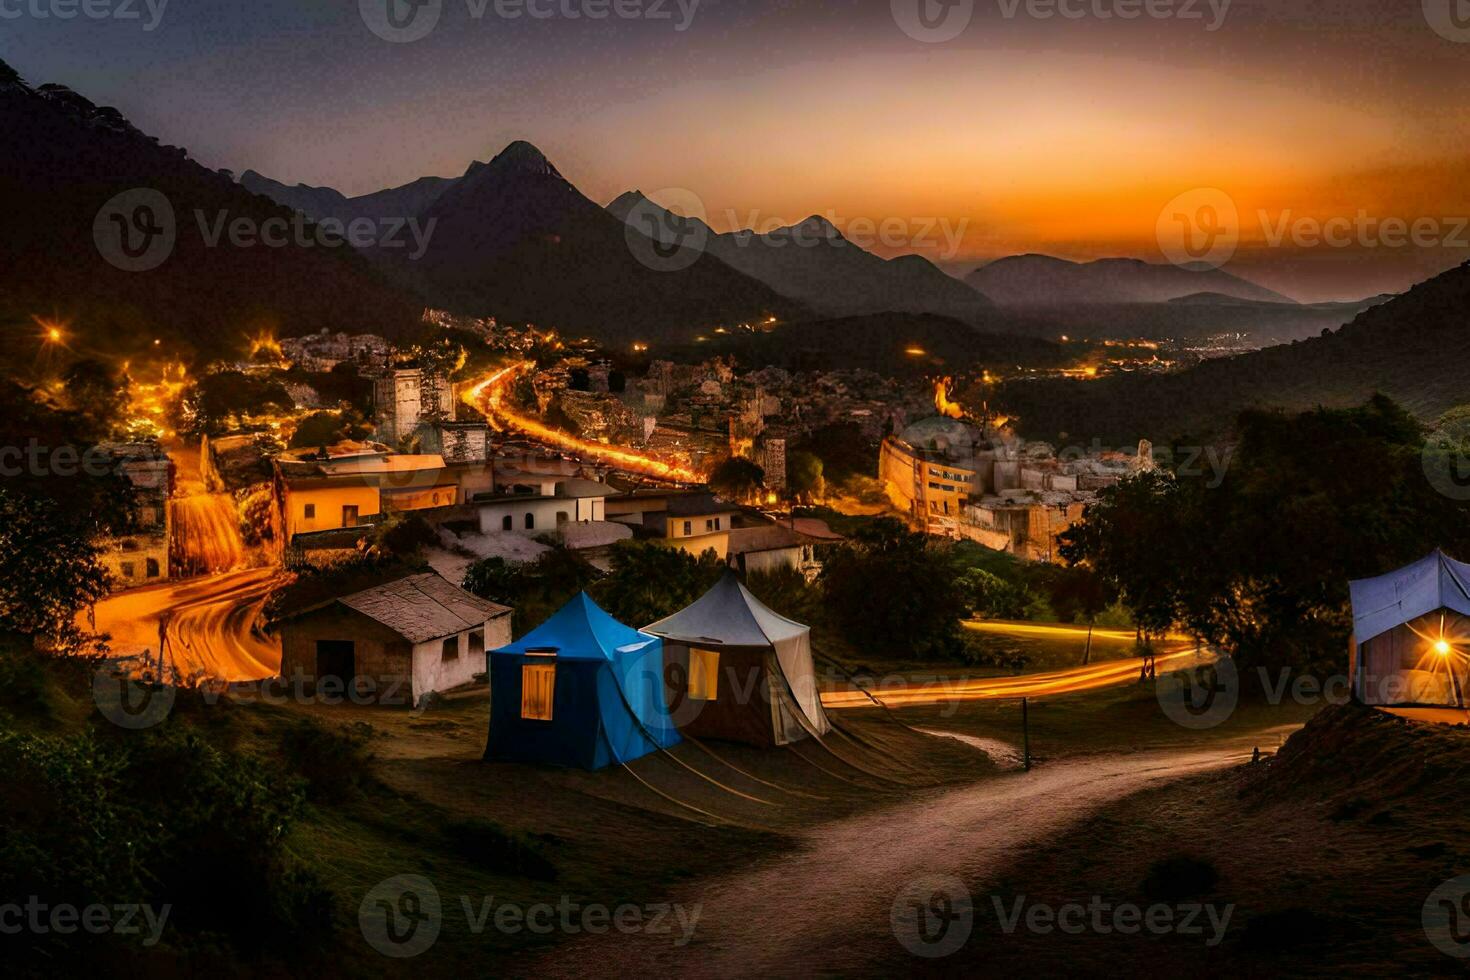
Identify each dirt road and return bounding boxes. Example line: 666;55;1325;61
87;567;284;682
526;731;1288;977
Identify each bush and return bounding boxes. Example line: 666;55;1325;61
0;724;335;964
278;719;376;804
443;818;558;881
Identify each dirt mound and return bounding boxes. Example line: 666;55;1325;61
1246;702;1470;819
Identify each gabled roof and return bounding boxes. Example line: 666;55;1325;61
726;524;803;556
493;592;658;661
666;492;736;516
1349;550;1470;643
644;570;807;647
338;573;510;644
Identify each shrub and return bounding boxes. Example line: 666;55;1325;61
278;719;376;804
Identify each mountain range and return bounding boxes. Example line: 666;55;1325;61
0;59;424;363
606;192;995;323
997;259;1470;443
966;253;1295;306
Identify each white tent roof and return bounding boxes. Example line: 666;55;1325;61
644;571;807;648
1349;551;1470;643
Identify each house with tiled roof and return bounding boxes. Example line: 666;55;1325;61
279;573;511;706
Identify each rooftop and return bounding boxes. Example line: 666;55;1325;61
338;573;510;644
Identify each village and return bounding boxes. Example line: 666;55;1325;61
47;313;1469;975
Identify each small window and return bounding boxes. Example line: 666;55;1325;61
146;557;160;578
705;519;715;532
120;561;136;579
522;664;556;720
468;629;484;657
682;520;692;536
525;512;535;530
502;514;513;531
689;647;720;701
342;505;359;527
441;636;459;661
304;503;316;519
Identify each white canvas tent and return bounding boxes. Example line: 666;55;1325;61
646;571;832;747
1349;551;1470;706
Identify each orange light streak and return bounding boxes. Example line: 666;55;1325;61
464;363;703;483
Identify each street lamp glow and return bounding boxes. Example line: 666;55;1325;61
1435;639;1452;656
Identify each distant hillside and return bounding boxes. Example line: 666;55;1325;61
1006;293;1389;346
239;170;459;224
998;260;1470;444
608;193;993;323
361;144;808;344
967;253;1293;306
0;60;425;364
659;311;1064;376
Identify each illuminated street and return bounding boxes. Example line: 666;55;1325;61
88;567;284;683
465;362;703;482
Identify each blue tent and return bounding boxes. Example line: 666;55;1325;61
484;593;681;770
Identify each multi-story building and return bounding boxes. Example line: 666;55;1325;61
97;443;173;590
879;417;982;537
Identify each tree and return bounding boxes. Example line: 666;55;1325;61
787;451;825;503
1061;396;1470;678
590;541;725;627
61;359;127;436
820;518;968;659
463;549;601;635
708;456;764;503
289;409;370;449
0;490;112;650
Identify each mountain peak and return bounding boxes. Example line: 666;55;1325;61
485;140;561;179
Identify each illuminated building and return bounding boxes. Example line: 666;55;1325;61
97;443;173;590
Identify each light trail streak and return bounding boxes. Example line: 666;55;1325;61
464;362;704;483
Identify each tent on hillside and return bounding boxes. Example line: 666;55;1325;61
1349;550;1470;707
645;571;832;747
485;593;680;770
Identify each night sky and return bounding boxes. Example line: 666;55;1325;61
5;0;1470;300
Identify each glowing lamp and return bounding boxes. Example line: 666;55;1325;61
1435;639;1452;657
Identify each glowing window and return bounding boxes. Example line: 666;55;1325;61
521;664;555;720
688;648;720;701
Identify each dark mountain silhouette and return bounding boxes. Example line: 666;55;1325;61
239;170;458;224
998;260;1470;444
607;192;994;322
659;311;1063;376
335;144;806;343
967;253;1293;306
0;60;425;363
